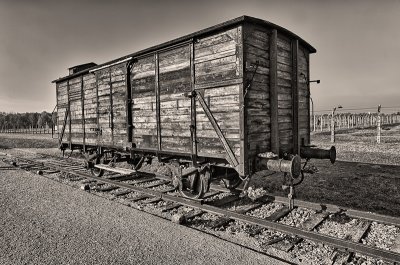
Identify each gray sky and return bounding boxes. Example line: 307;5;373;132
1;0;399;114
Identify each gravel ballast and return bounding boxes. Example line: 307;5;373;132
0;163;287;265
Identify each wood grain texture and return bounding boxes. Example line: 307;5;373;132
244;24;271;160
277;33;293;155
55;22;313;176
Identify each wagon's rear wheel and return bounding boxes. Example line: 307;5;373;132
221;175;242;190
179;171;204;199
220;170;242;190
91;157;104;177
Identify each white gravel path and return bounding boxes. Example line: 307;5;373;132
0;163;288;265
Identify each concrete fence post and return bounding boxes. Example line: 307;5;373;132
320;116;323;132
377;105;381;144
313;114;316;132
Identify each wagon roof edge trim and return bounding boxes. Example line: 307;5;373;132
52;15;316;83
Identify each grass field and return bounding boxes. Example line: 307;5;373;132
0;133;58;149
312;123;400;165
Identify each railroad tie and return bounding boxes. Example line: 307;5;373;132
161;187;176;193
98;186;119;192
128;194;152;202
271;236;302;252
208;194;240;207
210;203;263;230
390;234;400;253
161;203;181;212
112;190;132;197
143;196;163;204
265;206;292;222
0;166;17;170
142;180;169;189
133;177;157;185
330;220;372;264
182;209;205;220
299;212;329;231
209;217;232;229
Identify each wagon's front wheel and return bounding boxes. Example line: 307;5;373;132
91;166;104;177
179;171;204;199
91;157;104;177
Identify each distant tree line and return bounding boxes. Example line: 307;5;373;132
0;111;57;130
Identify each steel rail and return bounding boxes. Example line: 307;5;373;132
16;153;400;226
5;155;400;263
261;195;400;227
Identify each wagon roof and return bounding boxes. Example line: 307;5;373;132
52;15;316;83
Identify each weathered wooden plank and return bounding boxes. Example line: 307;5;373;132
159;60;190;74
159;69;190;83
196;62;238;77
277;115;292;123
195;40;236;58
246;49;269;61
195;27;238;49
196;55;237;73
133;116;157;123
195;68;238;84
292;39;299;154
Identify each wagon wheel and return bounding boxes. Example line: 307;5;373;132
220;170;242;190
220;174;242;190
132;156;145;171
91;157;104;177
179;171;204;199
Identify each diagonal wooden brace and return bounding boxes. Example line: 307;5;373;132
195;92;239;167
59;105;69;146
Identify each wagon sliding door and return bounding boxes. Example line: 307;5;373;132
91;65;127;148
158;45;191;153
131;56;158;149
68;77;84;145
56;81;69;144
96;69;113;146
193;27;242;162
83;74;98;146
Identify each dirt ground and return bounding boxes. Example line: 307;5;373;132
250;160;400;217
0;164;287;265
252;124;400;218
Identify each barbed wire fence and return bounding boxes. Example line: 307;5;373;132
0;123;56;135
312;105;400;143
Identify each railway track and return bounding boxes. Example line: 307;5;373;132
1;151;400;264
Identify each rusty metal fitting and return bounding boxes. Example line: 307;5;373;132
265;155;301;178
300;146;336;164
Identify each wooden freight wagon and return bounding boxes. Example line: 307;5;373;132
53;16;335;199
